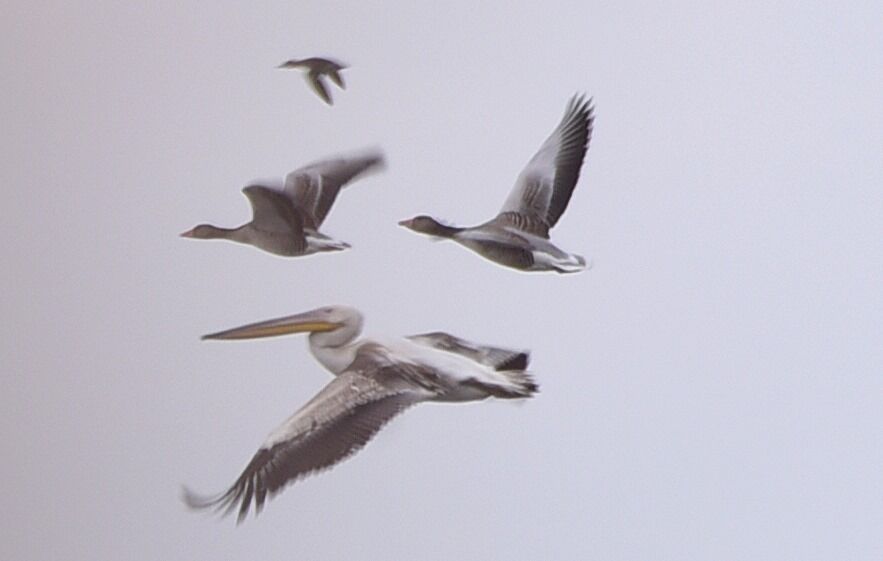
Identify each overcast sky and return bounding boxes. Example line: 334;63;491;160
2;2;881;560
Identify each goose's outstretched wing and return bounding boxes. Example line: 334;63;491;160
183;346;433;523
241;186;307;249
283;151;386;227
498;95;594;236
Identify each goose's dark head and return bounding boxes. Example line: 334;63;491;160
398;216;460;238
180;224;228;239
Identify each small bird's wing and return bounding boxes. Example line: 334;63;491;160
498;95;594;233
283;151;385;227
328;69;346;89
406;332;530;371
182;351;434;523
307;71;333;104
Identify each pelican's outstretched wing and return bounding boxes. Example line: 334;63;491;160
183;347;434;523
283;151;386;227
498;95;594;235
407;332;530;371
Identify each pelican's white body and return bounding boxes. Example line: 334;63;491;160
186;305;536;522
310;334;524;402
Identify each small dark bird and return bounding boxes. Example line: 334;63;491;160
181;150;385;257
277;57;348;105
399;95;595;273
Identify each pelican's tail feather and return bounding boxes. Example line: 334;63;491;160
483;370;539;399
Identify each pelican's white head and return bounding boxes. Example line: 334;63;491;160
303;305;364;348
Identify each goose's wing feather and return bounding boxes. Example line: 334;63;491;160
479;242;535;270
280;174;322;230
182;346;434;523
457;226;536;270
407;332;530;371
283;151;385;227
241;186;307;248
306;71;333;104
491;210;551;238
499;95;594;232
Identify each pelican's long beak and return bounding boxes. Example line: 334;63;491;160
202;310;341;341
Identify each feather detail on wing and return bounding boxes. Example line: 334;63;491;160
491;211;551;238
406;332;530;371
283;150;386;227
182;362;432;523
182;343;442;523
498;95;594;232
241;186;307;251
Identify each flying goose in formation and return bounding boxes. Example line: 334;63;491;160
181;150;385;257
278;57;348;105
183;305;537;522
399;95;595;273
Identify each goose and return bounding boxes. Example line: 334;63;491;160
399;95;594;273
181;150;384;257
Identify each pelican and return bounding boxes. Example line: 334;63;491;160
277;57;347;105
399;95;595;273
180;150;385;257
183;305;537;522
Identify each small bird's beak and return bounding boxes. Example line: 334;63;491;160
202;310;341;341
180;228;196;238
398;218;413;228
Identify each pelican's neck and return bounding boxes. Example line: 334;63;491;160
308;324;362;375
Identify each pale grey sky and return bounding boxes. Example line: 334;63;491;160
2;2;881;560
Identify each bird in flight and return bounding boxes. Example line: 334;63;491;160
278;57;348;105
183;305;537;523
181;150;385;257
399;95;595;273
